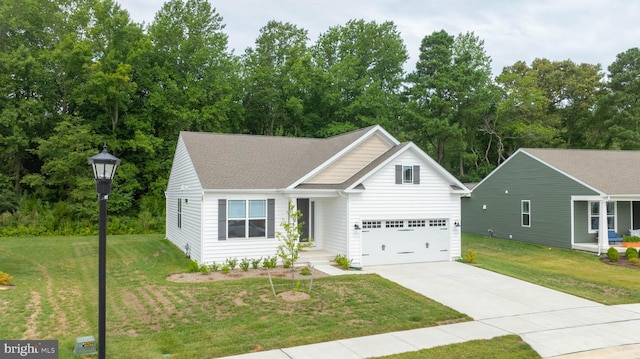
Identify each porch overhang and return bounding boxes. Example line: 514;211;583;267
571;195;640;254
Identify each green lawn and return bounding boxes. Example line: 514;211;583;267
462;233;640;304
0;234;469;358
377;335;540;359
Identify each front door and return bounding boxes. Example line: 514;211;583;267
297;198;310;242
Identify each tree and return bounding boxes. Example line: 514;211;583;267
492;58;605;158
242;21;315;136
312;19;408;135
404;30;494;179
147;0;243;139
597;48;640;149
276;200;313;293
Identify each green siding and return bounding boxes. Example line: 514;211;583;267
462;152;598;249
618;201;632;236
573;201;594;244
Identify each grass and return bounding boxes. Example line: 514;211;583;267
462;233;640;304
0;234;469;358
377;335;540;359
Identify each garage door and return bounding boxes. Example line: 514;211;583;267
361;219;450;266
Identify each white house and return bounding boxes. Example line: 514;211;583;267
165;125;469;267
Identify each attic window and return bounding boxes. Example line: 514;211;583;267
403;166;413;183
395;165;420;184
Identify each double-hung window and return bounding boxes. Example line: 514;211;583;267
521;200;531;227
589;201;615;232
228;200;266;238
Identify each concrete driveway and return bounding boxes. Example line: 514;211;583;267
369;262;640;358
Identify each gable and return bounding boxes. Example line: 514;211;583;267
306;133;393;184
344;142;469;194
471;151;598;198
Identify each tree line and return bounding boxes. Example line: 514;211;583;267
1;0;639;236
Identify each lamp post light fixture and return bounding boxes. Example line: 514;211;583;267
88;144;120;359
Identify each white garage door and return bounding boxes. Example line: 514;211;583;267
361;219;450;266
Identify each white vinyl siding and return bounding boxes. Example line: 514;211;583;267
349;149;462;265
201;192;288;264
313;196;348;255
165;136;204;262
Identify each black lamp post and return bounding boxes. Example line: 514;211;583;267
88;144;120;359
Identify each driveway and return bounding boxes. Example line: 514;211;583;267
369;262;640;358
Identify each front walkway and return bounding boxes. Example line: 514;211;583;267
220;262;640;359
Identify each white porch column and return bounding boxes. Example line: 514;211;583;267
599;200;609;252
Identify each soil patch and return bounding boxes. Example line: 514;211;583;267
277;291;310;302
166;266;329;283
601;255;640;269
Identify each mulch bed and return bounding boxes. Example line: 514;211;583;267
600;255;640;269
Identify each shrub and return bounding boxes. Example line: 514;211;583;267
208;262;220;272
221;264;230;274
225;258;238;270
239;258;250;271
0;271;13;285
300;267;312;276
262;256;277;269
623;235;640;242
199;263;210;275
463;249;478;263
625;247;639;260
607;247;620;262
188;260;199;273
251;258;262;269
630;257;640;266
334;254;352;269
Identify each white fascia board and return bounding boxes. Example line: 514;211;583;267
280;189;341;198
287;125;400;189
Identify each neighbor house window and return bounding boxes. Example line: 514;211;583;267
589;201;615;232
228;200;266;238
521;200;531;227
177;198;182;228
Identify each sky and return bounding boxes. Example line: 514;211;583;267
117;0;640;77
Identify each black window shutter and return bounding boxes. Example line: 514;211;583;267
218;199;226;240
413;165;420;184
267;199;275;238
395;165;402;184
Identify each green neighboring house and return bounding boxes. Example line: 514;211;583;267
462;148;640;253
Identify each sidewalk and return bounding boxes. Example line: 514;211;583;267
219;262;640;359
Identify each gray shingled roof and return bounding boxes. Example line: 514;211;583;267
181;126;377;189
522;148;640;195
